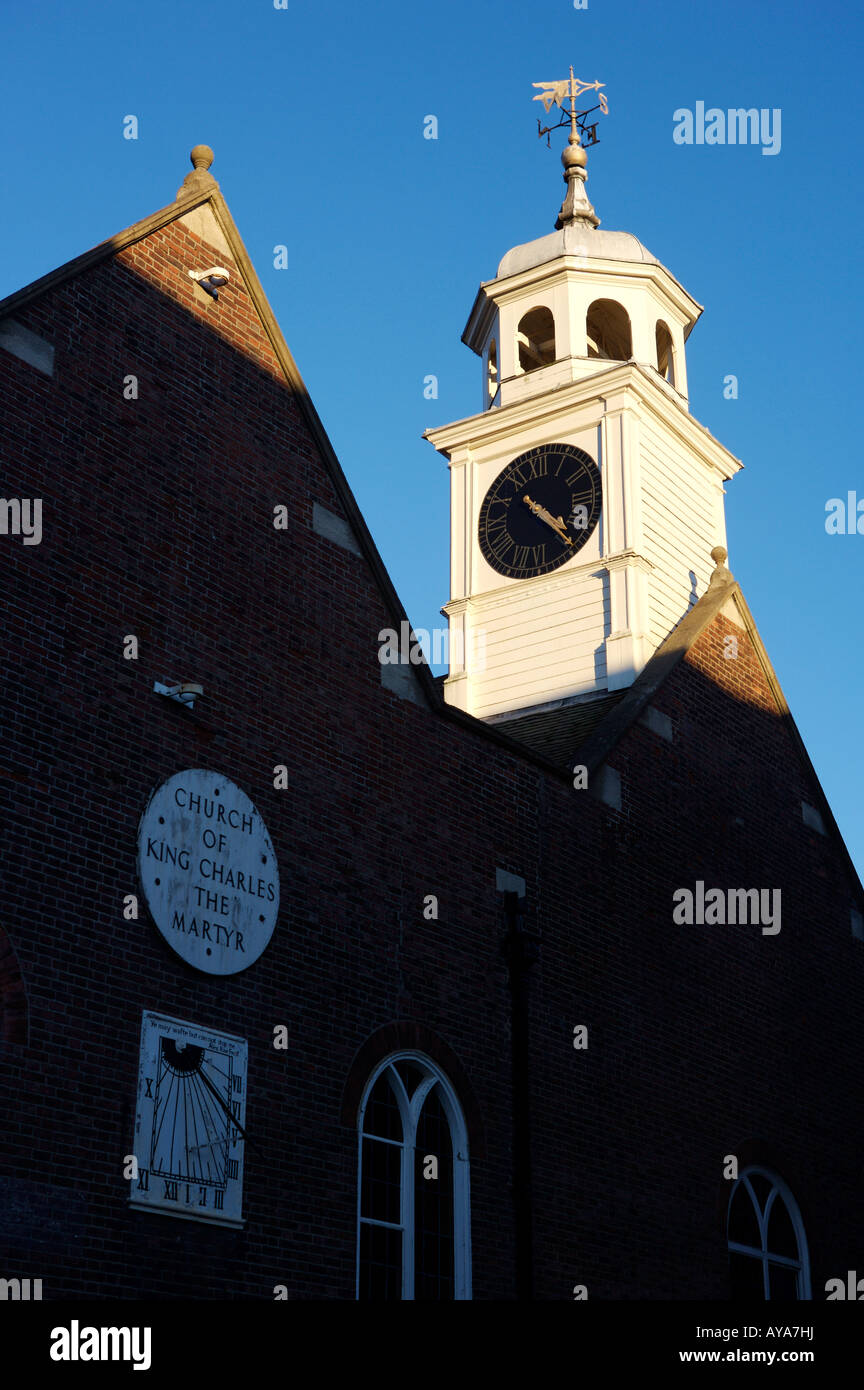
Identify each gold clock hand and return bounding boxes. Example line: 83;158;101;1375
523;494;575;546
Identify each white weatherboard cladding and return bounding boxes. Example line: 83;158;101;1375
640;417;725;646
138;769;279;975
466;568;608;718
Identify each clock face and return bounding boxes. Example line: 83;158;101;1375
478;443;602;579
130;1012;247;1227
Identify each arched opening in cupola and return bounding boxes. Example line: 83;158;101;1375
516;307;556;372
655;320;676;387
586;300;632;361
487;339;498;403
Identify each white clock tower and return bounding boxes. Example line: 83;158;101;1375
425;79;741;723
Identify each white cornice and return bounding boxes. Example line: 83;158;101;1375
442;548;633;612
603;550;655;575
424;360;742;481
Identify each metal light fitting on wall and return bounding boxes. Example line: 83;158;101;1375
154;681;204;709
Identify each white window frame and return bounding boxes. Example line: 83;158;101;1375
727;1165;811;1300
355;1051;472;1300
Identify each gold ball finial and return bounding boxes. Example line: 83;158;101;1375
710;546;728;567
190;145;215;172
562;140;587;170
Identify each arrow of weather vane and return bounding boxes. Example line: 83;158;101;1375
532;69;609;148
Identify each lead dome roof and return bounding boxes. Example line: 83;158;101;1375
496;221;661;279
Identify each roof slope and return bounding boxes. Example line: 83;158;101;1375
490;693;626;767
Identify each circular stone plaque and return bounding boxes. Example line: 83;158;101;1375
137;769;280;975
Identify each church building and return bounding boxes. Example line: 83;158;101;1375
1;106;863;1301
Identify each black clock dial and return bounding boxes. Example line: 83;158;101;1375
478;443;602;579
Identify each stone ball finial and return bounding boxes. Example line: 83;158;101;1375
710;545;728;567
190;145;215;172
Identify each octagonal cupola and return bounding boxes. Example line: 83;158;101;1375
464;113;702;415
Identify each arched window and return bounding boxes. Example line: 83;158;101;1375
516;307;556;372
487;339;498;403
356;1053;471;1300
727;1167;811;1300
586;299;632;361
655;320;675;386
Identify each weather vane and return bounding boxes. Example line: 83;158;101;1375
532;68;609;151
532;68;608;230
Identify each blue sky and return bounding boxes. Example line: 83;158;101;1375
3;0;863;878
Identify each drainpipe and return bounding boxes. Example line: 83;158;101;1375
500;887;538;1300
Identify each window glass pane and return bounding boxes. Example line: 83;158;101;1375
746;1172;774;1214
393;1060;425;1097
363;1070;403;1141
728;1183;761;1250
361;1135;401;1225
414;1084;455;1301
768;1262;800;1301
729;1251;766;1300
766;1192;800;1260
358;1221;402;1301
